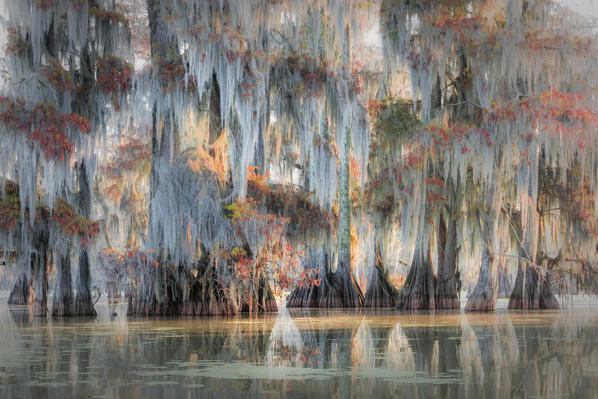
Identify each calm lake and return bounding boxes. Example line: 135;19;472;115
0;294;597;399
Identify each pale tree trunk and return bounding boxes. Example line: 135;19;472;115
466;181;500;312
508;199;559;309
497;260;512;298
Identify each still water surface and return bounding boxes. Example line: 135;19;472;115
0;295;597;398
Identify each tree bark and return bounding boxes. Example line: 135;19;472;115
8;272;33;305
465;247;497;311
74;160;96;316
397;240;436;310
497;259;512;298
508;262;558;309
321;126;363;307
436;213;460;309
364;243;398;307
465;181;500;312
287;250;322;308
52;249;73;316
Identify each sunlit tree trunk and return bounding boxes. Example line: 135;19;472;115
327;126;363;307
364;240;398;307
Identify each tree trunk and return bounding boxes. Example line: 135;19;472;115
75;250;97;316
74;160;96;316
254;273;277;312
465;247;497;311
32;229;50;316
323;126;363;308
508;262;559;309
397;240;436;310
497;259;513;298
436;214;460;309
465;181;500;312
287;250;321;308
8;272;33;305
52;249;73;316
364;244;397;307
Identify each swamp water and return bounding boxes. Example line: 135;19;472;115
0;295;597;398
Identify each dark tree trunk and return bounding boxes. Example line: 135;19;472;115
75;250;96;316
52;249;73;317
32;228;50;316
243;273;278;313
364;244;397;307
74;160;96;316
324;252;364;307
8;272;33;305
508;262;559;309
436;214;460;309
287;250;331;308
286;282;319;308
397;241;436;310
208;72;222;144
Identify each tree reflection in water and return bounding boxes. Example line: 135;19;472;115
1;301;597;399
